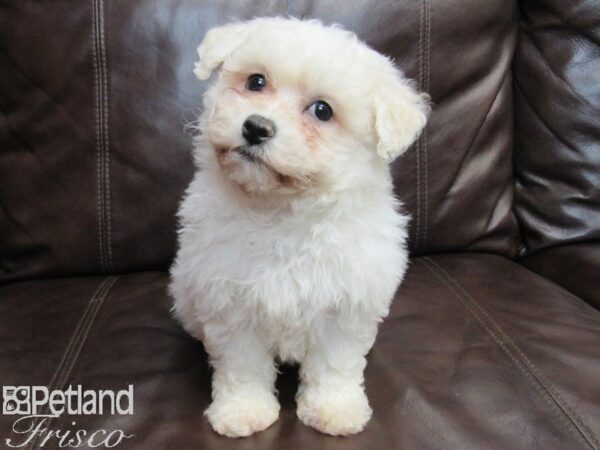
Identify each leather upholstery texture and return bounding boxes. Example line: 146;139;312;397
0;0;522;285
0;0;598;448
1;254;599;449
513;0;600;255
521;243;600;310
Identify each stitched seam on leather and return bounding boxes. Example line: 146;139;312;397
99;0;113;270
420;0;430;253
413;1;424;253
92;0;106;273
420;258;599;450
435;259;600;449
414;0;431;254
92;0;113;274
53;279;119;395
26;276;119;450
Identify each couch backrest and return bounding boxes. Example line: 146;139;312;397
0;0;521;284
513;0;600;256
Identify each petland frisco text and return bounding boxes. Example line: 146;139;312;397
3;385;135;448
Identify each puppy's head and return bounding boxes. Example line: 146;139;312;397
194;18;429;196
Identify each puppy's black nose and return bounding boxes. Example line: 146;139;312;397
242;114;276;146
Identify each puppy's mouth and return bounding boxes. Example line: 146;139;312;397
232;145;261;163
218;145;299;189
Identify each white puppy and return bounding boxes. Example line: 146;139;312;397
170;17;428;438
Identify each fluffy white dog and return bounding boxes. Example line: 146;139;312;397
170;17;428;438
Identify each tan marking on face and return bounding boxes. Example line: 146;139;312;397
215;146;229;163
301;115;321;153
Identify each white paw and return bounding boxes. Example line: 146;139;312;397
205;388;280;438
297;385;372;436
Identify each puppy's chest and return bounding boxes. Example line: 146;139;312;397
186;187;406;322
219;219;350;282
200;211;367;305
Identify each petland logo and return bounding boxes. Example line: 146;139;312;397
2;385;135;448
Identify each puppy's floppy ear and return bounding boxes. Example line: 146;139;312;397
193;22;252;80
373;69;430;161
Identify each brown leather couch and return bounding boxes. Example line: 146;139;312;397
1;1;599;449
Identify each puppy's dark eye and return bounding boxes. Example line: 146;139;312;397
246;74;267;92
308;100;333;121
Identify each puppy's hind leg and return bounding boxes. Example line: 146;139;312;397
204;325;280;438
297;315;378;436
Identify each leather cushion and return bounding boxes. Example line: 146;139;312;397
520;242;600;310
513;0;600;255
0;0;521;284
1;254;599;448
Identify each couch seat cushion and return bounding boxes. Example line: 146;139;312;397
1;254;599;449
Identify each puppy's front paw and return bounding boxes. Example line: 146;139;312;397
297;385;372;436
205;388;280;438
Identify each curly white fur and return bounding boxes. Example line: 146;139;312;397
170;17;428;438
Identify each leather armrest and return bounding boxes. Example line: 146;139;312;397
520;243;600;310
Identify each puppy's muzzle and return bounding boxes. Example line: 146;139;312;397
242;114;277;146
